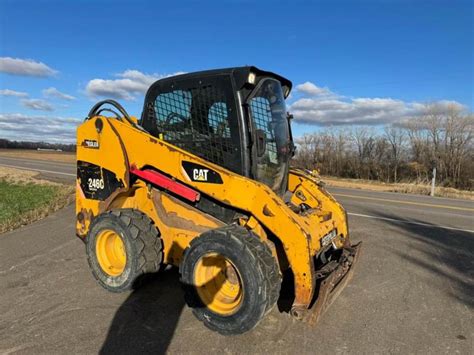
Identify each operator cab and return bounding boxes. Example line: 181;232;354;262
140;66;294;195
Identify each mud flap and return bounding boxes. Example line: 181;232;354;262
305;242;362;325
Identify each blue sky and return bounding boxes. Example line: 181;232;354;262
0;0;472;142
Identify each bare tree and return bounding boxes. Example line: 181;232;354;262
384;125;405;182
292;108;473;190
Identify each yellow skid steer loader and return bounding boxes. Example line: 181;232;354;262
76;66;361;335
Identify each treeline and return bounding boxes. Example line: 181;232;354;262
292;105;474;190
0;139;76;152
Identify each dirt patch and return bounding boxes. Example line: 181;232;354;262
0;149;75;163
322;176;474;201
0;166;59;185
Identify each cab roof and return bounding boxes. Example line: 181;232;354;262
145;66;292;99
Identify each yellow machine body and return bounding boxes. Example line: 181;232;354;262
76;115;350;312
76;67;361;327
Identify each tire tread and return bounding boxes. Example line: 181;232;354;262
181;224;281;334
87;208;163;291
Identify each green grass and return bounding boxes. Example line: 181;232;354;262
0;180;73;233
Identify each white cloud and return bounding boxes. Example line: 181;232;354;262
21;99;54;111
0;89;28;97
295;81;331;96
0;57;58;77
43;87;76;100
290;81;467;126
0;113;81;143
85;69;185;100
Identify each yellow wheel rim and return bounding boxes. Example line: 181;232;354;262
96;229;127;276
194;253;243;316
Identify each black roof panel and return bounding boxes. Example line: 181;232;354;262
145;66;292;98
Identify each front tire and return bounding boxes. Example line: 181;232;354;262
180;225;281;335
86;209;163;293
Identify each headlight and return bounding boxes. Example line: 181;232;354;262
248;72;256;84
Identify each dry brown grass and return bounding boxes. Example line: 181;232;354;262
0;166;58;185
0;167;74;234
322;176;474;201
0;149;75;163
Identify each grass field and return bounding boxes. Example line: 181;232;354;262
0;148;75;163
0;167;74;233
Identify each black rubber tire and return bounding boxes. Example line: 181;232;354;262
86;209;163;293
180;225;281;335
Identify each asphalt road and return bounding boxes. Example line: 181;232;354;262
0;157;473;354
0;156;75;183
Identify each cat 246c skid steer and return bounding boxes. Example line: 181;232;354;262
76;66;361;335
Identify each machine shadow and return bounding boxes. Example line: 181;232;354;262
100;243;232;354
367;210;474;309
100;267;185;355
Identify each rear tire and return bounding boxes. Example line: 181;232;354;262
180;225;281;335
86;209;163;293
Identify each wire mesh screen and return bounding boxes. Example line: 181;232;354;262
154;85;237;168
249;97;278;164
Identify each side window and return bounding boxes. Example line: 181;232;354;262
152;80;241;173
154;90;192;142
208;102;230;138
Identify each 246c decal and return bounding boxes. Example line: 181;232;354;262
87;178;104;191
77;161;124;200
